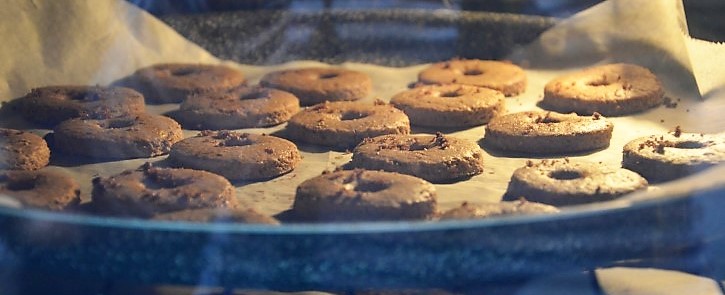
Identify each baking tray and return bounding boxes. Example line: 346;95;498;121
1;9;725;292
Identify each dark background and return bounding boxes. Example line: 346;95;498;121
127;0;725;42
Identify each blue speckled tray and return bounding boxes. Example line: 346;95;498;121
2;10;725;292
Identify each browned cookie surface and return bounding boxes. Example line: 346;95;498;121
351;133;484;183
623;132;725;183
418;59;527;96
484;111;613;154
16;85;145;126
91;165;237;217
260;67;372;106
390;84;505;128
504;160;647;206
0;169;80;211
169;131;301;181
439;199;559;220
0;128;50;170
53;114;183;160
542;63;664;116
286;101;410;150
175;85;300;130
293;169;437;221
127;63;246;104
152;208;279;224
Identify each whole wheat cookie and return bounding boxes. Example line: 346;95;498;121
439;199;559;220
484;111;613;154
169;131;301;181
622;132;725;183
390;84;505;128
125;63;246;104
260;67;372;106
542;63;664;116
175;85;300;130
0;128;50;171
350;133;485;183
0;169;80;211
91;164;238;217
285;101;411;150
293;169;437;221
418;59;527;96
53;114;183;160
16;86;145;127
503;160;648;206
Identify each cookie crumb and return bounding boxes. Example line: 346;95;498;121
673;126;682;137
526;160;534;167
663;97;678;108
592;112;602;120
373;99;386;106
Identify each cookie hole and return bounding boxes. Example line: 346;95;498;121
674;141;706;149
353;181;390;193
319;73;339;79
69;91;100;101
440;91;463;98
105;118;136;129
171;68;198;76
587;79;611;87
221;137;253;147
463;69;483;76
239;90;268;100
548;170;583;180
340;112;368;121
7;179;36;191
142;178;180;190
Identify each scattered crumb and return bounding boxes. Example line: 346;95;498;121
660;119;665;123
673;125;682;137
373;98;386;105
663;97;678;108
526;160;534;167
592;112;602;120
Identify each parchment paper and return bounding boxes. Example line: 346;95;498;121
1;0;724;217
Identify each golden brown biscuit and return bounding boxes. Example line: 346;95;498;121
293;169;437;221
169;131;301;181
484;111;613;154
439;199;559;220
350;133;485;183
0;169;80;211
0;128;50;171
390;84;505;128
542;63;664;116
260;67;372;106
623;132;725;183
418;59;527;96
53;114;183;160
175;85;300;130
503;160;648;206
286;101;411;150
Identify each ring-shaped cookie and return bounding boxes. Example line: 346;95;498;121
91;165;238;217
260;67;372;106
542;63;664;116
152;208;279;224
390;84;505;128
53;114;183;159
623;132;725;183
503;160;648;206
350;133;485;183
0;169;80;211
175;86;301;130
293;169;437;221
418;59;527;96
127;63;246;104
17;86;145;127
0;128;50;171
484;111;613;154
286;101;411;150
169;131;301;181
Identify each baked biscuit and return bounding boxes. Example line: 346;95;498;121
0;128;50;171
293;169;437;221
542;63;664;116
260;67;371;106
484;111;613;154
418;59;527;96
350;133;485;183
439;199;559;220
623;132;725;183
0;169;80;211
152;208;279;224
